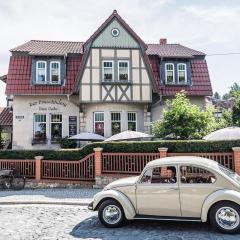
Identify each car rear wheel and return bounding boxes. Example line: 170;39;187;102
98;199;125;228
209;201;240;233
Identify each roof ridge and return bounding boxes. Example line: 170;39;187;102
30;40;84;44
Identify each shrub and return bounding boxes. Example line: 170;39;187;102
152;92;217;139
0;140;240;160
59;137;77;149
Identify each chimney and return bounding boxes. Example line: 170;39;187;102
160;38;167;45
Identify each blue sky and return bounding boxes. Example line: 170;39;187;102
0;0;240;106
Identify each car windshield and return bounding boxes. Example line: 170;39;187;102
218;164;240;184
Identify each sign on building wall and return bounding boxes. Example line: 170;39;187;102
69;116;77;136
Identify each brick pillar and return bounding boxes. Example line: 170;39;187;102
94;147;103;177
35;156;43;181
232;147;240;175
158;148;168;158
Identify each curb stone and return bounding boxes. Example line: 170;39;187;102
0;200;91;206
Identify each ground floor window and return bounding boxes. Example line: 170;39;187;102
34;114;46;142
128;112;137;131
51;114;62;141
94;112;104;136
111;112;121;135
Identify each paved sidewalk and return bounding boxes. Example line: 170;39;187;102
0;188;101;205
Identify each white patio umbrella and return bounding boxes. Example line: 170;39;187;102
203;127;240;141
68;132;106;141
104;130;153;142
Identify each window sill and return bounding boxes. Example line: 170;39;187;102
101;81;132;85
32;139;47;145
164;83;190;87
33;82;62;86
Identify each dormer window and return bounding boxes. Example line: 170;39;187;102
50;61;61;84
177;63;187;84
102;61;114;82
165;63;174;84
118;61;129;81
36;61;47;83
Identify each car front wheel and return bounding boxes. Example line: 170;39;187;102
98;199;125;228
210;201;240;233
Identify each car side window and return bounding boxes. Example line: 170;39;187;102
141;166;177;184
180;165;216;184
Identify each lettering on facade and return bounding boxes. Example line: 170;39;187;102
38;107;58;111
29;99;67;108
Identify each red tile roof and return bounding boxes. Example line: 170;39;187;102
6;10;212;97
5;55;82;95
0;108;12;126
147;43;205;58
11;40;84;56
149;57;212;96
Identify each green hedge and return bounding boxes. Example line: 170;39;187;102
0;140;239;160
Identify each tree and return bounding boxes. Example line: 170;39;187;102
222;82;240;100
232;92;240;126
217;109;233;129
230;83;240;96
152;92;217;139
213;92;221;100
0;126;3;149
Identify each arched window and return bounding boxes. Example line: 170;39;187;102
165;63;175;84
177;63;187;84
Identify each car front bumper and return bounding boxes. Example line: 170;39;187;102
88;201;94;210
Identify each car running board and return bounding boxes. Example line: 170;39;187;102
134;215;201;222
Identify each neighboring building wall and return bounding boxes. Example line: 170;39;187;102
151;96;206;122
82;103;145;137
12;95;79;150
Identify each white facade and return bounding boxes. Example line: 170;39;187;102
12;96;79;149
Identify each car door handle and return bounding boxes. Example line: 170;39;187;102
169;187;179;191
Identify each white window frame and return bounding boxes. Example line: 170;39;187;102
177;63;187;84
93;112;105;135
50;61;61;84
165;63;175;84
36;61;47;83
111;112;122;135
33;114;47;141
102;60;114;82
50;114;63;141
127;112;137;131
118;60;130;82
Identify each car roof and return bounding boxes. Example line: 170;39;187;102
146;156;219;169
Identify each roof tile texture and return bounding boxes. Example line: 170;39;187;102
0;108;12;126
11;40;84;55
149;57;212;96
6;55;82;95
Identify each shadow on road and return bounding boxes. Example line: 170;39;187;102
70;216;240;240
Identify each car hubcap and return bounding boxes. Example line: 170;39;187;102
102;205;121;225
216;207;240;230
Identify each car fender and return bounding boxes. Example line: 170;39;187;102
201;189;240;222
93;189;136;220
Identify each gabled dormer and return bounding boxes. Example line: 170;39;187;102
147;39;212;96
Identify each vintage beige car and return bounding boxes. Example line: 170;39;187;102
88;156;240;233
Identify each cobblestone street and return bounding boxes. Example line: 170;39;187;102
0;204;240;240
